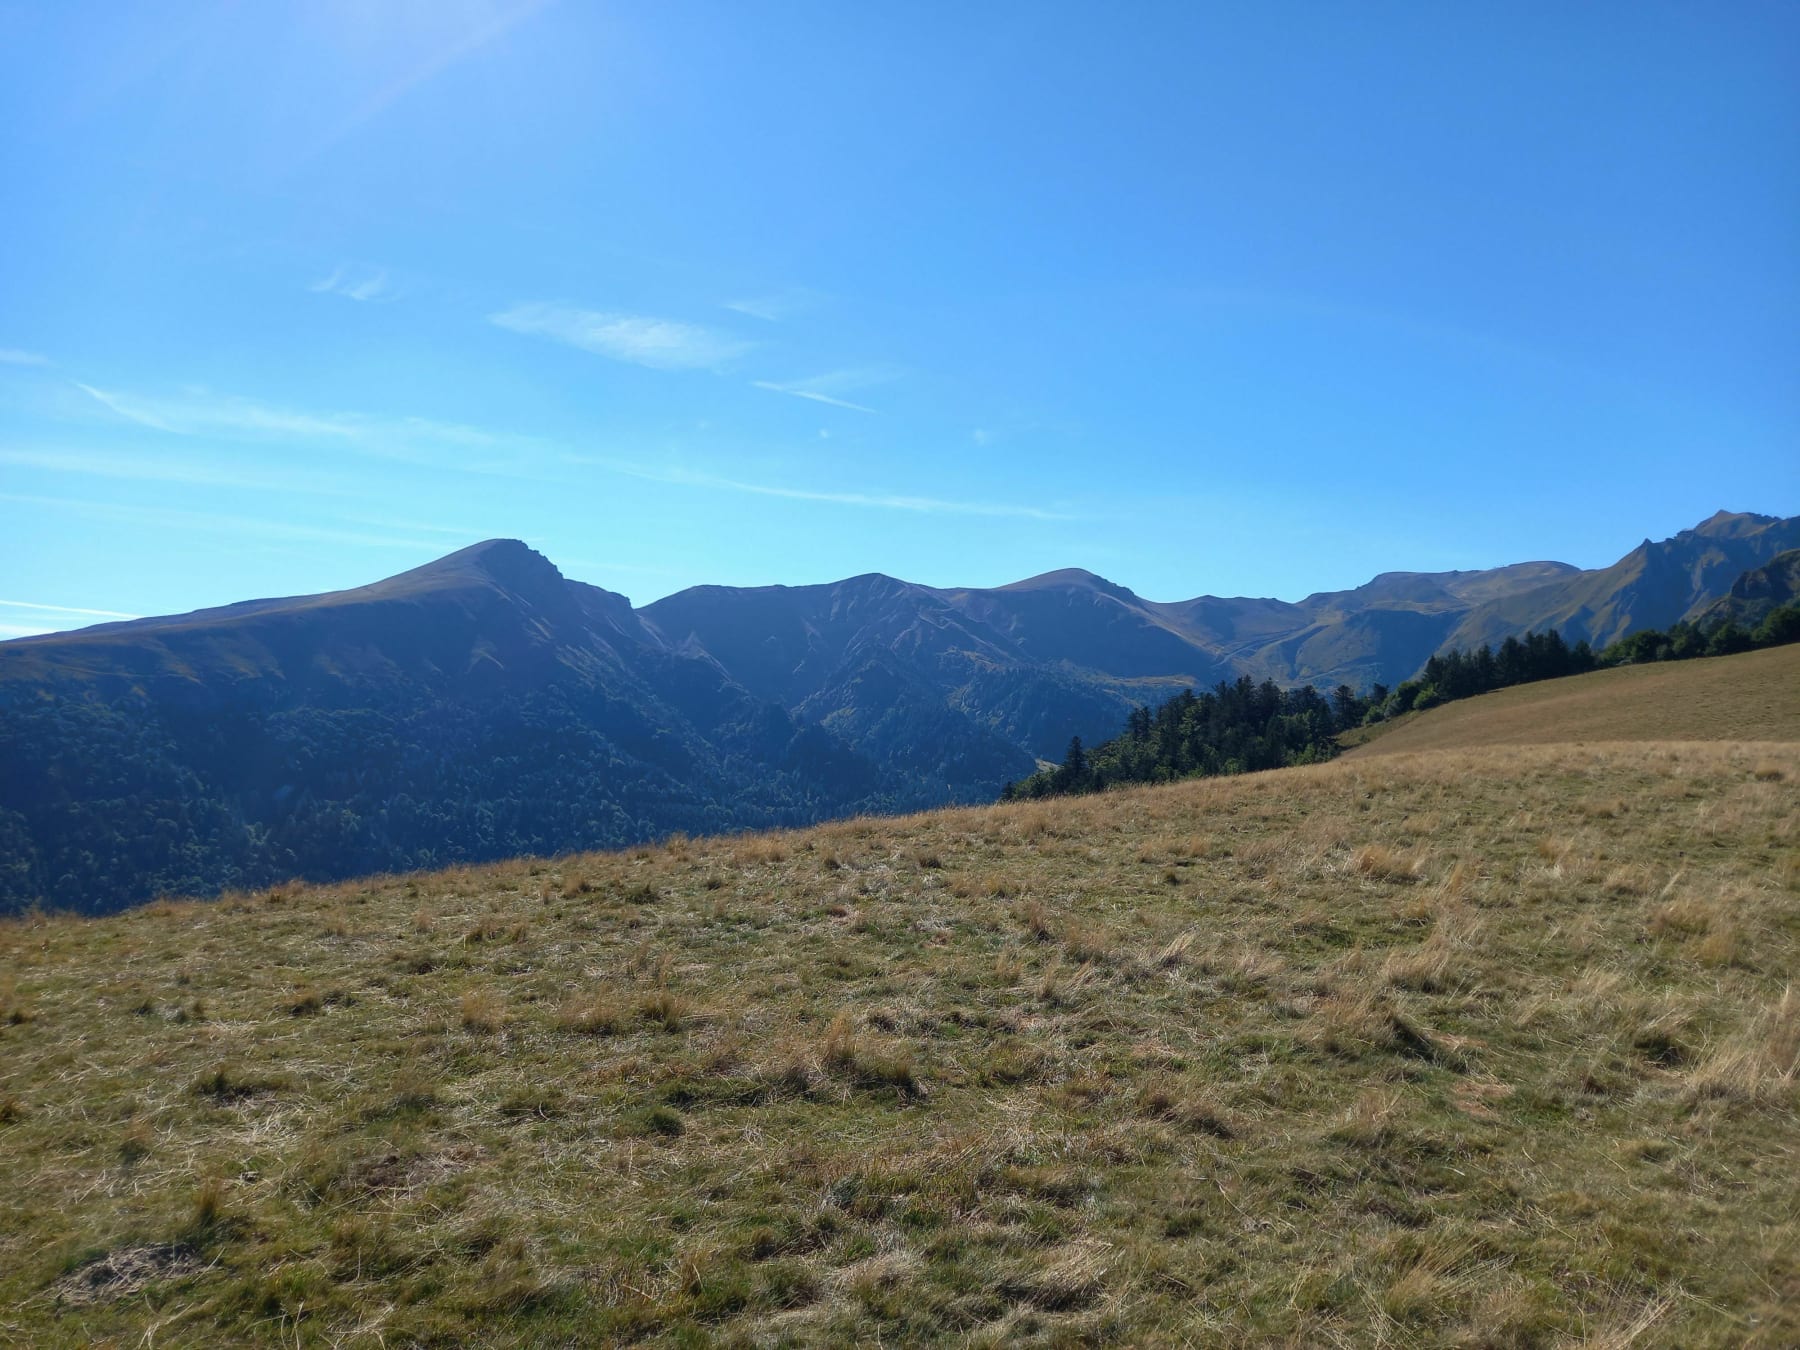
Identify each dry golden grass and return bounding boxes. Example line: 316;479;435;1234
0;739;1796;1345
1350;641;1800;758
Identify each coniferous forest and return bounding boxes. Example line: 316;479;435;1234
1004;598;1800;801
1002;678;1355;800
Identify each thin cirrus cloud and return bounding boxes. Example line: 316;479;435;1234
69;382;565;481
752;380;879;414
0;348;51;367
721;289;826;323
752;366;902;415
75;382;358;439
579;457;1071;521
0;596;141;640
311;264;394;302
53;375;1062;524
491;303;753;370
0;490;467;554
0;598;141;619
0;447;357;496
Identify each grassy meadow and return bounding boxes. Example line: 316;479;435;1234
1344;642;1800;758
1;666;1797;1344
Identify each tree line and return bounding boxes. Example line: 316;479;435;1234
1368;598;1800;724
1001;676;1365;800
1003;596;1800;802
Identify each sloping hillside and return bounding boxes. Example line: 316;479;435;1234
2;736;1794;1345
1347;643;1800;759
1441;510;1800;654
641;569;1159;773
0;541;909;916
1698;549;1800;630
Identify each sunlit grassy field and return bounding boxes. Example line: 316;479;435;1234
1345;642;1800;759
3;727;1796;1346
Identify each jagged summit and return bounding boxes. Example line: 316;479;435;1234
1686;509;1779;541
373;537;568;600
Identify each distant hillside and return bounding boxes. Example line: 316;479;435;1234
1698;548;1800;630
1440;509;1800;654
641;570;1169;780
1346;642;1800;758
641;511;1797;731
3;510;1794;913
0;542;914;915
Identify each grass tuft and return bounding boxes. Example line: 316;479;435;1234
459;988;507;1033
1351;842;1424;883
556;990;626;1036
636;990;689;1032
190;1177;226;1235
820;1012;920;1094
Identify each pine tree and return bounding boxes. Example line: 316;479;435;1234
1055;736;1089;792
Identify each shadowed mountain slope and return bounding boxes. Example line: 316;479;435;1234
0;542;903;915
642;570;1228;772
1698;548;1800;630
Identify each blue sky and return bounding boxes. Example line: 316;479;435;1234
2;1;1796;636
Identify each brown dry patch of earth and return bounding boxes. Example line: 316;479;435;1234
50;1243;206;1307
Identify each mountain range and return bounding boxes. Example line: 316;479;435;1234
2;508;1794;914
639;508;1799;765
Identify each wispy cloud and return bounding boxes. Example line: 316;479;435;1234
0;595;142;640
491;303;752;370
68;382;563;481
722;289;825;323
752;381;879;414
0;348;50;367
752;366;900;415
0;491;461;552
52;378;1050;529
0;447;355;496
580;459;1070;521
0;598;141;619
312;264;394;302
75;382;350;439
